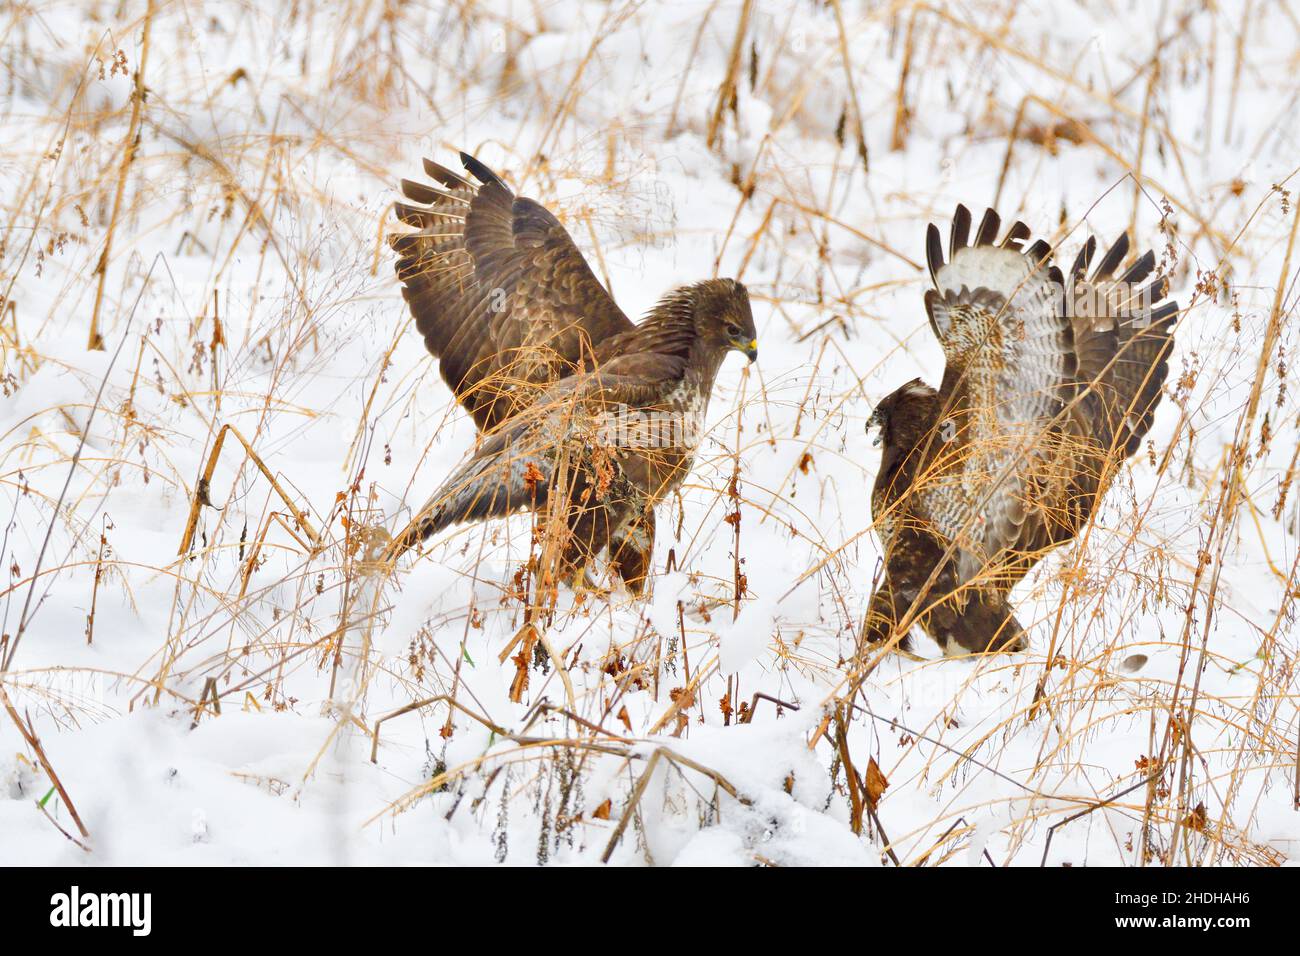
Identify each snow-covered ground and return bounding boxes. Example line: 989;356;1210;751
2;0;1298;866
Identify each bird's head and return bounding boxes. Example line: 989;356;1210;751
688;278;758;363
866;378;938;449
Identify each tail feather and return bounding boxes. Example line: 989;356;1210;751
387;430;555;561
427;444;553;537
935;598;1027;656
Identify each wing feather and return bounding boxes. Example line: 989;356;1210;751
919;208;1179;587
391;152;636;432
923;209;1073;584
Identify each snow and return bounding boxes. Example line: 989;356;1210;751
1;0;1298;866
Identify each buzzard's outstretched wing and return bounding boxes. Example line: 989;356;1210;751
1023;229;1178;559
391;152;636;432
1063;232;1179;461
923;207;1071;583
921;205;1177;585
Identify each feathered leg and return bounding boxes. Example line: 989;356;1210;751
864;523;1029;655
608;508;655;595
861;577;915;654
557;491;619;592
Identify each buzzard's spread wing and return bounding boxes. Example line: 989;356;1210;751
922;207;1071;582
1064;232;1178;461
920;205;1178;588
391;152;636;432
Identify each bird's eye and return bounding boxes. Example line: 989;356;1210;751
725;323;741;337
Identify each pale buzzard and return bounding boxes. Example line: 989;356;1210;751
864;205;1178;655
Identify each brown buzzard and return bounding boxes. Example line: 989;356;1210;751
385;152;757;592
863;205;1178;655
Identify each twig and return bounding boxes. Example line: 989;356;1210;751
177;423;321;556
87;0;156;350
601;748;663;863
2;689;90;840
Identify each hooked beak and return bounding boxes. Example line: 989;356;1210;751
736;338;758;364
866;408;883;446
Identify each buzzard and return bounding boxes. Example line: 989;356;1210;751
385;152;757;592
863;205;1178;655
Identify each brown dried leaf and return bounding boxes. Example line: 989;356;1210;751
864;757;889;809
522;461;544;496
668;685;695;710
508;624;539;703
